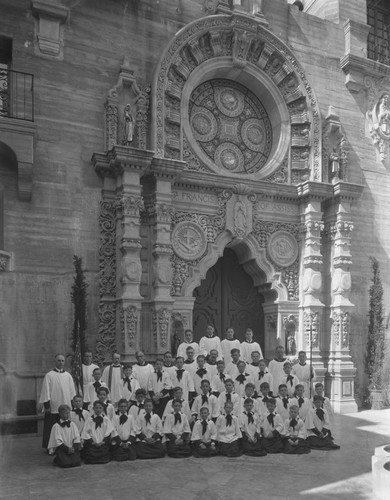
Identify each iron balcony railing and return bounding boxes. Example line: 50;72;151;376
0;68;34;121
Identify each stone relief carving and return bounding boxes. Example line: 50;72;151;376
283;314;298;355
252;219;300;248
364;76;390;162
279;261;299;301
303;311;319;348
122;104;135;145
267;230;299;268
152;307;170;348
95;199;117;364
172;221;208;261
226;193;253;239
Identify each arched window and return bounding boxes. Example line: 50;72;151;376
367;0;390;65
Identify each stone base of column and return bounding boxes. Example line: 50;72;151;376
327;355;358;413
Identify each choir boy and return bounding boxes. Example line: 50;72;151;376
280;361;299;397
132;351;154;391
191;406;218;457
268;345;289;395
70;394;89;435
275;384;291;422
163;399;192;458
162;386;192;422
233;360;254;397
261;397;285;453
239;398;266;457
82;352;99;397
193;354;212;396
94;387;115;420
177;329;199;360
220;328;241;368
101;352;124;406
250;357;273;396
218;378;241;416
240;328;263;363
148;358;172;418
283;405;310;454
48;404;81;468
226;348;242;379
111;398;137;461
290;384;312;421
81;400;114;464
305;395;340;450
238;382;260;415
84;367;108;410
211;360;227;397
205;349;219;378
163;351;177;378
191;379;220;421
135;399;165;459
292;351;316;397
312;382;333;417
199;324;222;360
257;382;272;417
170;356;194;402
216;401;242;457
129;388;147;420
183;346;198;382
119;364;140;403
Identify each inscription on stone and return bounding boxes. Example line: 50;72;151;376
254;201;299;216
173;190;218;204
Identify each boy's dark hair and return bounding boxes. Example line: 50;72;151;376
172;386;182;393
315;382;324;388
278;384;287;390
295;384;304;390
73;394;83;400
200;379;210;386
92;367;101;374
216;360;225;366
97;387;109;395
135;388;147;396
267;397;276;405
260;382;270;389
117;398;129;407
245;382;255;389
123;363;133;370
244;398;254;405
224;378;234;385
155;358;164;364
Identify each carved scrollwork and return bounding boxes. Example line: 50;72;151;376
331;311;341;347
99;200;116;297
172;211;225;243
95;302;117;365
303;311;319;348
152;307;170;348
252;220;300;248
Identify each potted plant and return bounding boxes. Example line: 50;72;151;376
365;257;386;409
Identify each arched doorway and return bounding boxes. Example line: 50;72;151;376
192;248;264;350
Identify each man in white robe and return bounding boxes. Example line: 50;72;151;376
39;353;76;448
101;352;124;405
81;351;99;397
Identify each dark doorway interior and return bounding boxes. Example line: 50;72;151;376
193;248;264;350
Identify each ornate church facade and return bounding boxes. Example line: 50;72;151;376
1;0;390;421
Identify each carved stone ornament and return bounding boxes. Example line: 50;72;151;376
172;221;208;261
152;307;170;348
366;92;390;161
125;305;138;348
225;193;253;239
323;106;350;182
267;230;298;267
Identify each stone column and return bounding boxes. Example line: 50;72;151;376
327;181;362;413
143;156;184;356
111;146;154;361
298;182;327;382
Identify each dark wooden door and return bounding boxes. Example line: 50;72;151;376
193;248;264;349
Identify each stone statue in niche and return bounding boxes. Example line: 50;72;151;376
366;93;390;161
329;149;340;180
122;104;135;145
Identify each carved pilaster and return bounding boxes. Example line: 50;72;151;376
326;181;363;413
151;306;172;353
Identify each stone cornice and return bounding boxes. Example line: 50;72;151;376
149;157;185;182
31;0;69;22
296;180;333;201
331;180;364;201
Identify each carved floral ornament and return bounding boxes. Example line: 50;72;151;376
153;13;322;182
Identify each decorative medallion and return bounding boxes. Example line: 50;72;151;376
189;79;272;175
267;231;298;267
172;221;208;261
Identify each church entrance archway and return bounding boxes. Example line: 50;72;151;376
192;248;264;350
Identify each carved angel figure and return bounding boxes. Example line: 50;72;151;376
378;94;390;135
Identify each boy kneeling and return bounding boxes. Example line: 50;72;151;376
48;404;81;468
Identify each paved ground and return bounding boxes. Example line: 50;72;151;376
1;409;390;500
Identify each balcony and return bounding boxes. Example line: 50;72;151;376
0;69;34;122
